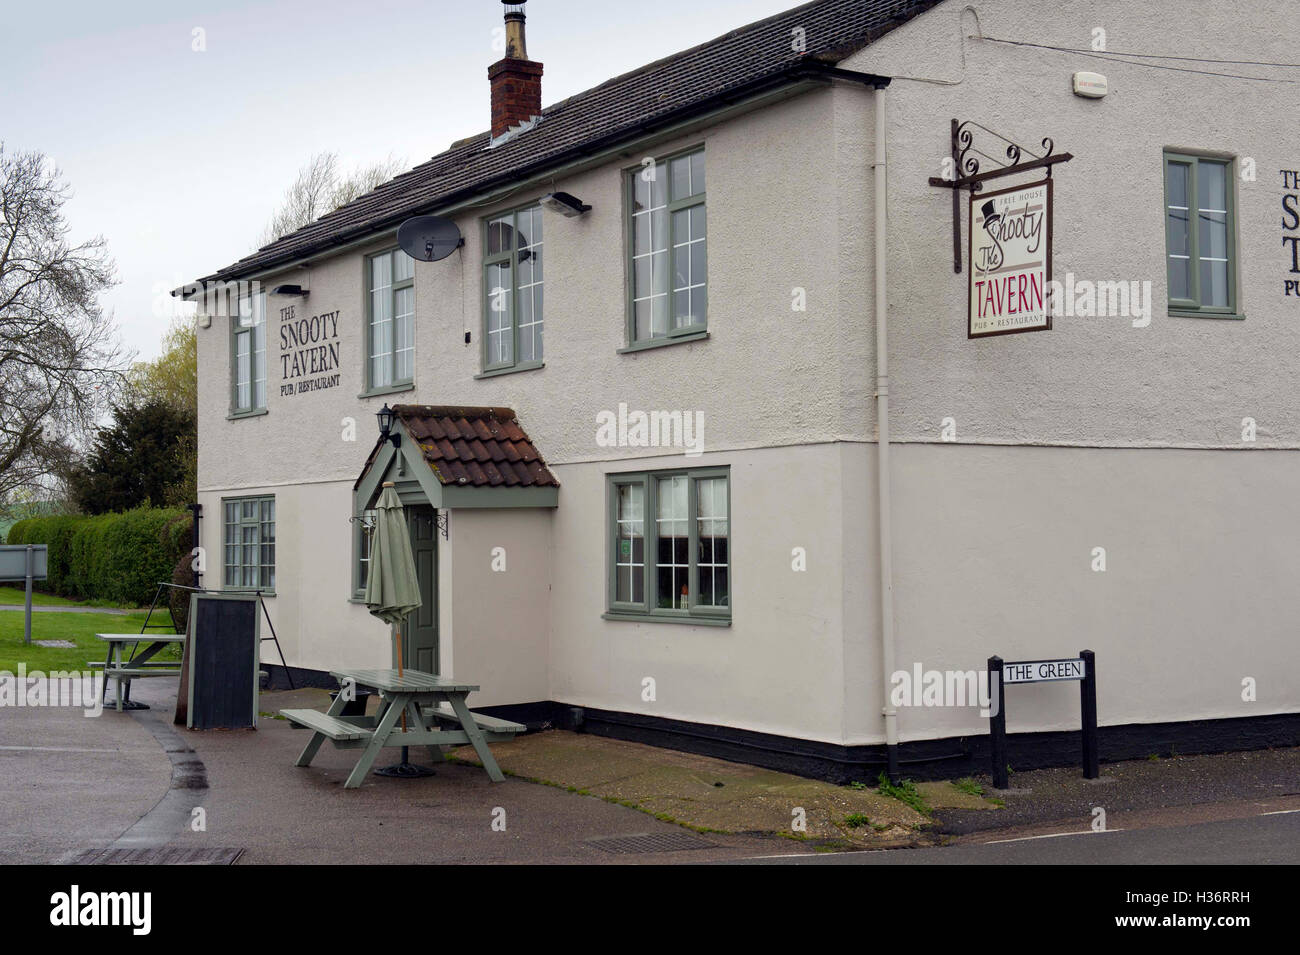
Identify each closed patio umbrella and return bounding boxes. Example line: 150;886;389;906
364;481;430;778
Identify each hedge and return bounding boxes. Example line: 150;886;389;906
6;507;191;608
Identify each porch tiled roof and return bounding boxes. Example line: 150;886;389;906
360;405;559;490
192;0;938;286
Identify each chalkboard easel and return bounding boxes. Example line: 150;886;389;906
184;593;261;730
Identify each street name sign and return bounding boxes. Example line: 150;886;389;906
1002;657;1085;684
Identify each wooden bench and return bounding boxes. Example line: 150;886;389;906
280;708;374;741
427;705;525;737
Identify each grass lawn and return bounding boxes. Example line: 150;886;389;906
0;610;176;672
0;586;89;608
0;586;149;610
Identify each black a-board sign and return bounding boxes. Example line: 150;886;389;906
987;649;1098;789
184;593;260;730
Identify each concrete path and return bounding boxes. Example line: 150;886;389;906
446;730;946;846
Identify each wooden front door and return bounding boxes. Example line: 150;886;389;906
401;504;439;674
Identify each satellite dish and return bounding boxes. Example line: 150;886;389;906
397;215;463;262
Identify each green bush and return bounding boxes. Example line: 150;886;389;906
5;507;189;607
7;514;83;597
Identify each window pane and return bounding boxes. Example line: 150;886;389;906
1200;257;1229;308
1165;160;1191;301
616;484;645;604
1165;161;1188;210
487;216;512;255
650;166;667;208
696;477;728;608
516;207;542;363
670;155;690;201
236;337;250;409
1199;161;1227;212
689;151;705;196
1199;209;1229;261
252;319;266;408
655;476;689;609
393;250;414;282
486;261;513;365
371;253;392;292
395;286;414;381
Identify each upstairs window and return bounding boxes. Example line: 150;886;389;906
232;291;266;413
483;204;543;373
367;249;415;391
628;148;707;344
1164;152;1239;317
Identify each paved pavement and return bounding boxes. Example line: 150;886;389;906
0;681;171;864
0;681;809;864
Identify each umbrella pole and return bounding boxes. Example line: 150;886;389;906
375;623;434;779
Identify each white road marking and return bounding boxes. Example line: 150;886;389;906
984;828;1122;844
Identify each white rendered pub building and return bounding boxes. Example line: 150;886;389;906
181;0;1300;780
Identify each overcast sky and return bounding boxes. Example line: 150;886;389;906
3;0;797;361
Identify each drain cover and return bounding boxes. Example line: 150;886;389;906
584;832;715;854
67;846;244;865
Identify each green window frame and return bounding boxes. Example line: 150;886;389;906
1164;151;1240;318
606;467;729;623
626;147;707;345
366;248;415;392
350;507;376;599
482;203;544;374
231;290;266;413
223;495;275;591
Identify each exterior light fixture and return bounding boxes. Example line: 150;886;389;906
539;191;591;217
376;404;401;448
272;284;309;296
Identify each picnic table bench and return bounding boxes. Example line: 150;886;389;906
280;667;524;789
93;633;185;712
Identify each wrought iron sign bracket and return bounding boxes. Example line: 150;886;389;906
435;509;449;540
928;119;1073;273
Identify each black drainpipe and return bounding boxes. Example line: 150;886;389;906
187;502;202;589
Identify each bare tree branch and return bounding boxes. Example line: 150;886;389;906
0;143;125;505
259;151;407;247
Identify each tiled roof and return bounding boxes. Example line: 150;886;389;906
357;405;559;490
196;0;938;285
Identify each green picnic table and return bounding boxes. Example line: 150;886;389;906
280;668;524;789
92;633;185;712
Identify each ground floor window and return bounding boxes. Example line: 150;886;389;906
352;507;376;598
223;496;275;590
606;467;729;621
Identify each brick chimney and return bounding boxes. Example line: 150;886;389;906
489;1;543;140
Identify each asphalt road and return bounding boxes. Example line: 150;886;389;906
744;808;1300;863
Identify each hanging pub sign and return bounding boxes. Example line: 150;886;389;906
968;180;1052;338
927;119;1073;338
